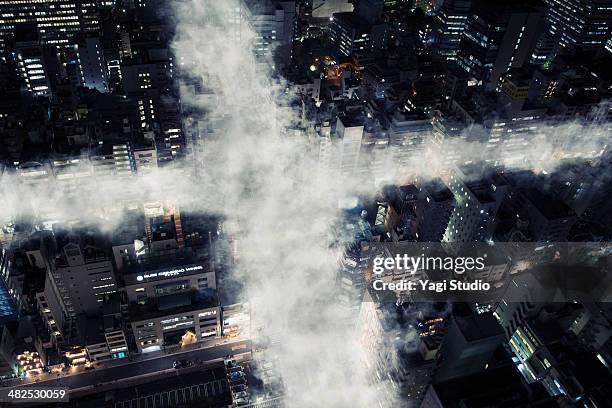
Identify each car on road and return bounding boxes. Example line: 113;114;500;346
227;366;243;374
229;372;245;381
233;391;248;398
230;378;247;386
173;359;190;369
230;384;247;392
235;397;250;406
224;359;236;367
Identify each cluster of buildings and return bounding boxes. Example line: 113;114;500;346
289;0;612;187
286;1;612;406
0;0;611;407
329;160;610;406
0;202;247;378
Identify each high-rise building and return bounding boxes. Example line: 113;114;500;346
329;12;388;58
386;104;432;178
124;254;220;353
544;0;612;51
442;165;509;243
47;230;118;317
434;303;504;382
13;35;57;97
432;0;471;61
0;0;99;51
242;0;296;67
358;290;441;407
335;113;365;176
74;37;108;93
35;229;117;346
529;29;560;67
500;301;612;402
456;0;544;89
415;179;455;242
500;173;578;242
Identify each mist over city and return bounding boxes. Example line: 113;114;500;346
0;1;611;407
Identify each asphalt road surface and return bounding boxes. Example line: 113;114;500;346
12;339;251;392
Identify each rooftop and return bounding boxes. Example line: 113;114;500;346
422;179;453;203
453;303;504;342
525;188;576;220
331;12;371;31
123;251;212;286
338;111;365;128
128;289;218;321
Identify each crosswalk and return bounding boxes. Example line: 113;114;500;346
114;379;228;408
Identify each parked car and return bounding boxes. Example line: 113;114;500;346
235;397;249;406
233;391;248;398
230;378;247;387
230;384;247;392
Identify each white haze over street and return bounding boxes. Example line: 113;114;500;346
169;0;388;407
172;1;384;406
0;0;610;406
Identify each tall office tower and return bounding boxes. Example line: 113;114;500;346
456;0;544;90
48;230;118;317
545;0;612;51
0;0;100;51
74;37;109;93
432;0;471;61
14;40;54;97
329;12;371;57
434;304;504;382
442;165;509;243
333;215;371;310
36;228;118;344
414;179;454;242
242;0;296;67
335;113;365;177
386;104;432;179
329;12;388;57
529;29;560;67
293;0;311;41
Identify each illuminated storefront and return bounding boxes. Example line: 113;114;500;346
16;351;43;377
64;348;88;366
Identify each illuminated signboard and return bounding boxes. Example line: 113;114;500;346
136;264;204;282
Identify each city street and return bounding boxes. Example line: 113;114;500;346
6;339;251;392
